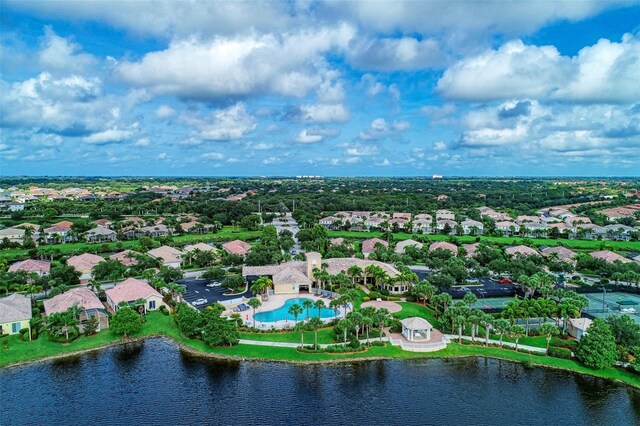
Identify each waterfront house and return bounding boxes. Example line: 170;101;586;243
0;293;31;336
44;288;109;331
105;278;167;313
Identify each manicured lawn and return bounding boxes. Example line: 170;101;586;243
326;230;640;251
0;227;261;261
393;302;442;329
240;328;336;344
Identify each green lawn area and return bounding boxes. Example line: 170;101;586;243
326;230;640;251
0;227;261;261
3;311;639;388
239;328;336;344
393;302;442;329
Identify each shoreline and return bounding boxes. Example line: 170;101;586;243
3;334;639;389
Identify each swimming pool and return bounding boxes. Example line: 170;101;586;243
253;298;339;323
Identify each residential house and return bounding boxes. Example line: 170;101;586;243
565;216;592;226
44;220;75;243
222;240;252;256
67;253;105;284
110;250;141;266
92;219;113;228
105;278;168;313
0;227;26;243
462;243;479;258
395;239;424;254
603;224;635;241
516;215;541;224
44;288;109;331
437;194;449;201
540;246;577;263
435;209;455;221
184;242;217;253
362;238;388;258
8;259;51;277
147;245;183;268
461;219;483;235
505;245;539;257
86;226;117;242
364;216;384;230
141;224;171;237
429;241;458;255
495;221;518;235
0;294;31;336
436;219;457;234
590;250;631;264
392;212;412;221
412;218;432;234
319;215;340;230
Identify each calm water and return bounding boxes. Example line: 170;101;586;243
1;338;639;426
254;297;338;322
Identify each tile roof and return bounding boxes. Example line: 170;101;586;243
67;253;105;272
222;239;252;256
184;242;216;252
362;238;388;253
429;241;458;254
147;245;183;264
106;278;162;304
0;293;32;323
540;246;576;261
109;250;141;266
401;317;433;330
8;259;51;274
44;287;104;315
395;239;423;254
505;245;539;257
590;250;631;264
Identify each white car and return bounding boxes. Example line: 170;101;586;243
466;278;479;283
206;282;222;288
191;298;208;306
620;308;637;314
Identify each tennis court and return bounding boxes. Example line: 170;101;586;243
471;297;513;310
584;291;640;324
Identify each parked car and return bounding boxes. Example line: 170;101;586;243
497;278;512;285
191;298;208;306
466;277;479;283
206;281;222;288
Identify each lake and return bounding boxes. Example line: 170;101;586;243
1;338;639;425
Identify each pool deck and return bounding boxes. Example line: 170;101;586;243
241;293;349;330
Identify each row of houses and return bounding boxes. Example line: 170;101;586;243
7;239;252;284
0;278;169;337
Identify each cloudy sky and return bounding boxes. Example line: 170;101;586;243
1;1;639;177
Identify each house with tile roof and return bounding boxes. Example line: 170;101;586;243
590;250;631;264
8;259;51;277
44;288;109;331
429;241;458;255
147;245;183;268
67;253;105;283
505;245;539;257
395;239;424;254
0;294;31;336
540;246;577;262
105;278;167;313
362;238;388;258
86;226;117;242
222;239;252;256
109;250;141;266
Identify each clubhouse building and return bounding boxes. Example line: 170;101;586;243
242;252;405;295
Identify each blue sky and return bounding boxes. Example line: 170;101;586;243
1;0;639;177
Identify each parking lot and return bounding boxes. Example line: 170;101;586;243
411;268;515;299
178;278;252;310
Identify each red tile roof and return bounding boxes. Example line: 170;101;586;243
362;238;388;254
105;278;162;304
222;239;252;256
8;259;51;274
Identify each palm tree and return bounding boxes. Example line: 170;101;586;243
294;321;306;347
347;265;362;288
468;313;479;342
314;299;325;318
454;314;466;343
288;303;303;328
341;318;353;345
329;298;341;318
493;319;510;347
47;310;78;341
480;314;493;346
308;317;323;349
250;276;273;298
509;325;526;351
247;297;262;328
302;299;314;321
349;312;364;340
374;308;390;342
538;323;560;354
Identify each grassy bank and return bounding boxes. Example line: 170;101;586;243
326;230;640;251
2;312;639;388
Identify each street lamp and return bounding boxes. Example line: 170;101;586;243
599;286;607;312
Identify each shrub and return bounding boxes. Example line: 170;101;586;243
362;296;370;302
159;305;170;315
380;289;390;296
369;291;381;299
370;341;385;347
389;318;402;333
548;346;572;359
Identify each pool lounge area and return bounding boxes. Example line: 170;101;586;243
245;295;346;329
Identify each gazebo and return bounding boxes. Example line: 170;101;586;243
401;317;433;342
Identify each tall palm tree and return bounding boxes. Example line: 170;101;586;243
247;297;262;328
493;319;510;347
480;314;493;346
308;317;323;349
314;299;326;318
329;298;341;318
538;323;560;354
374;308;390;342
509;325;526;351
347;265;362;288
302;299;314;321
288;303;303;327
